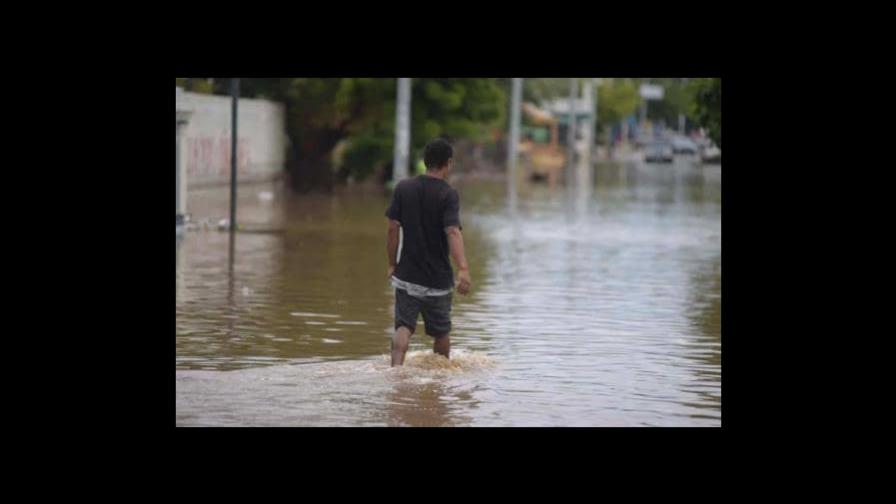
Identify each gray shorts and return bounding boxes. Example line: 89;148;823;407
394;288;452;337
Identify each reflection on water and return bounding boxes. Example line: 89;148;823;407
177;159;721;426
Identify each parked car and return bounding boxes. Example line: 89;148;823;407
700;143;721;164
671;137;699;155
644;141;674;163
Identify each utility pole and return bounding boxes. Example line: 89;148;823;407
176;96;191;230
679;77;689;135
229;78;239;233
392;78;411;183
507;78;523;205
582;79;594;166
567;78;577;183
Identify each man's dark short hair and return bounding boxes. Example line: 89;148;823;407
424;138;453;170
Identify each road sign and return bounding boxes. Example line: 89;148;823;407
639;84;664;100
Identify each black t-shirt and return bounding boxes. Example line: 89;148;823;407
385;175;462;290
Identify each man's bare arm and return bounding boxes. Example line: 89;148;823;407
446;225;471;294
387;219;400;279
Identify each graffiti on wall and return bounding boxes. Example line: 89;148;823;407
186;137;250;179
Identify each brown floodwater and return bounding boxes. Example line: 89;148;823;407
176;159;721;426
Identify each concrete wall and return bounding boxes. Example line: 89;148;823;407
176;87;288;188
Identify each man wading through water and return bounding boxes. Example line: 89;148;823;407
385;138;472;366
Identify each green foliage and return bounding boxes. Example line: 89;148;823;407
177;78;216;94
690;78;721;147
597;78;641;132
524;78;572;104
245;78;507;184
339;134;392;181
410;78;507;151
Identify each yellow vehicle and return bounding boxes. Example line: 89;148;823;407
519;102;566;185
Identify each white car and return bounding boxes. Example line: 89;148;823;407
644;141;674;163
672;137;699;155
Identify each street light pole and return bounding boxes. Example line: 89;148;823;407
567;78;577;183
392;78;411;183
230;78;239;233
582;79;594;167
507;78;522;205
593;78;600;162
176;86;192;235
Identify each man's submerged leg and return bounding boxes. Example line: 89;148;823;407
391;326;413;367
433;334;450;359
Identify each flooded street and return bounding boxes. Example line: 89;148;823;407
176;160;721;426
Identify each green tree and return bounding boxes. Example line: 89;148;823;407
639;78;693;129
329;79;508;184
410;78;506;153
524;78;572;105
235;78;396;191
597;78;641;136
690;78;721;147
176;77;216;94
